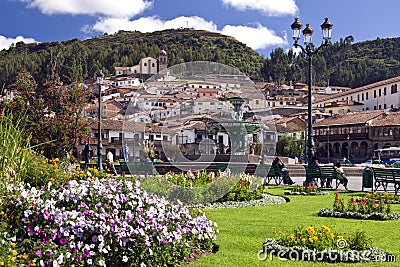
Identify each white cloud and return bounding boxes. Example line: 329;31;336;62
89;16;217;34
21;0;153;18
221;0;298;16
0;35;37;50
221;24;287;50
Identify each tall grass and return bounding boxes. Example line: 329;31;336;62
0;112;32;186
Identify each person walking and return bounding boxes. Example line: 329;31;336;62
122;144;130;162
84;142;90;164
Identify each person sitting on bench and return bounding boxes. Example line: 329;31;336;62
272;157;294;185
334;161;348;190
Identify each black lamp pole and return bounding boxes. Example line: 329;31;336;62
97;70;104;171
291;17;333;165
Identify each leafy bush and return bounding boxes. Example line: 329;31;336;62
0;179;218;266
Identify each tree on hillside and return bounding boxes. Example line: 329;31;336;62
0;69;90;159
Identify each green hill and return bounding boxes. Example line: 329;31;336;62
0;29;266;89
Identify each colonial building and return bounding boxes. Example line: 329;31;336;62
313;109;400;163
314;75;400;111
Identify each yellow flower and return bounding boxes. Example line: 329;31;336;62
322;225;330;233
10;243;16;247
11;250;17;256
309;237;314;243
0;262;4;265
329;233;335;239
306;226;315;235
289;234;295;239
278;231;283;235
313;236;318;241
301;238;306;243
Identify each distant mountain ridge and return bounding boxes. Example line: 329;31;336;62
1;29;400;90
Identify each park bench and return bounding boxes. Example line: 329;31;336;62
119;160;157;176
370;167;400;194
255;164;283;185
304;165;343;189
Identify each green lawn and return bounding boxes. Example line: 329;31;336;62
188;187;400;266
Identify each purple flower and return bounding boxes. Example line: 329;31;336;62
36;250;42;257
83;249;90;257
59;238;67;245
43;210;51;220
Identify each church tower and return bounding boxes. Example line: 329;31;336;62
158;50;168;72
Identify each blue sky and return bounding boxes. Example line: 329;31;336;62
1;0;400;57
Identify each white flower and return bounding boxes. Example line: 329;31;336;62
122;256;128;262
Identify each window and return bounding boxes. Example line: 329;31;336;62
374;106;377;110
384;87;387;95
384;104;387;109
366;92;369;100
357;94;360;101
379;105;382;109
144;63;147;66
374;90;377;98
152;63;155;67
379;89;381;97
362;93;364;101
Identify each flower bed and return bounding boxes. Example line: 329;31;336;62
140;170;265;205
318;192;400;220
357;192;400;204
191;193;286;209
284;185;328;196
0;178;218;266
258;225;390;263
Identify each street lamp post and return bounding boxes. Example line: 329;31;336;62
327;126;330;164
291;17;333;165
97;70;104;171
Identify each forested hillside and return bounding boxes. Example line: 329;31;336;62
0;29;265;89
1;29;400;91
264;37;400;88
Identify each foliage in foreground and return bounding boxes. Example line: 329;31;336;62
0;112;32;186
0;178;217;266
0;70;90;159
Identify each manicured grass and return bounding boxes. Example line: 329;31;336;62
188;186;400;266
